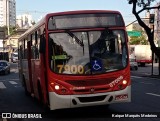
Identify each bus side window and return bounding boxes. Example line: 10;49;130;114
39;34;46;53
22;39;28;59
31;34;36;59
35;31;40;59
31;31;40;59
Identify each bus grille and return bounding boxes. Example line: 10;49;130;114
65;78;114;87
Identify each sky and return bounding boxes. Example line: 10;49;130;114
16;0;157;25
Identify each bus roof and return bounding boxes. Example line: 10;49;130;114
19;10;123;41
46;10;121;17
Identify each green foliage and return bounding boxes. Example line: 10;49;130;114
129;28;148;45
129;35;148;45
9;26;16;35
0;26;17;36
128;0;155;7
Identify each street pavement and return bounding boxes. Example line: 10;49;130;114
131;63;159;77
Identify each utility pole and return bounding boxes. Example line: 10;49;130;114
149;14;155;76
151;24;154;76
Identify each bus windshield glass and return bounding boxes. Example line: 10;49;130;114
48;13;124;30
49;30;128;75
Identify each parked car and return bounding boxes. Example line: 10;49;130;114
11;51;18;63
0;60;10;75
129;56;138;71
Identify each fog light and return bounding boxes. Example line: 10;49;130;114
61;89;67;93
122;80;127;85
55;85;60;90
118;84;123;89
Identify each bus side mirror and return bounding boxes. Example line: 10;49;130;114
39;35;46;53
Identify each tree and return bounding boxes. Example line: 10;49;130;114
9;26;17;35
0;26;17;36
128;0;160;75
128;0;160;55
129;27;148;45
129;35;148;45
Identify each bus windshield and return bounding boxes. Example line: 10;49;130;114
49;30;128;75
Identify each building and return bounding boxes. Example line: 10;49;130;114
16;14;34;29
0;0;16;27
3;29;27;61
154;2;160;47
126;11;150;31
126;11;151;44
0;39;4;51
126;23;143;31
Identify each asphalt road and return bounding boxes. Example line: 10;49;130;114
131;63;159;76
0;63;160;121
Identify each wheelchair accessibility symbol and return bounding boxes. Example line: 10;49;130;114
91;60;102;71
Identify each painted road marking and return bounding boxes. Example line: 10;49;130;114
139;82;154;85
10;69;19;73
9;81;18;85
131;76;142;79
146;93;160;97
0;80;5;82
0;82;6;89
131;76;160;80
9;79;19;81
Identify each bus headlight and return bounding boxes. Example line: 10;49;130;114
55;85;60;90
50;82;70;95
113;80;128;91
122;80;127;85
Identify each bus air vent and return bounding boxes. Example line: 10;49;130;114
78;95;106;103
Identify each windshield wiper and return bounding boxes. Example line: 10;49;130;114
65;30;84;47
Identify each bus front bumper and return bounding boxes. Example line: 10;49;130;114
49;85;131;110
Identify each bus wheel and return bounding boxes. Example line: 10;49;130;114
105;104;110;108
140;63;145;67
38;82;43;105
23;77;30;96
37;82;49;111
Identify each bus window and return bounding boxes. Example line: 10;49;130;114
49;30;127;75
49;32;90;74
31;32;40;59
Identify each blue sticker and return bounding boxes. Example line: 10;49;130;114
91;60;102;71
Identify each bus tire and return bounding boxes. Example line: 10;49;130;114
38;82;43;104
105;104;110;108
37;82;49;111
140;63;145;67
23;76;30;96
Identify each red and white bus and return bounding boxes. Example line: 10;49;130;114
18;10;131;110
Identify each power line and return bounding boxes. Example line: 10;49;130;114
16;10;48;14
